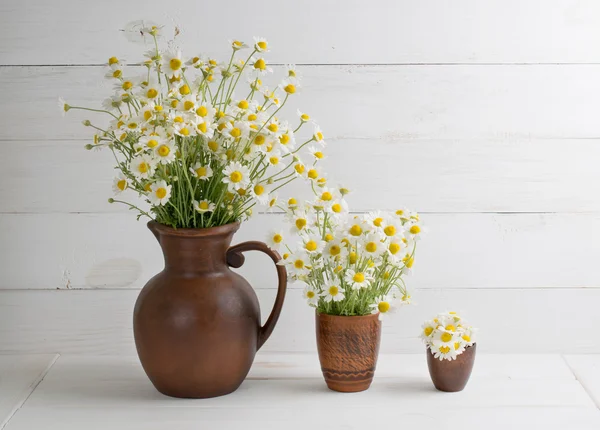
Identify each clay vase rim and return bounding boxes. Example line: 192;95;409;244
147;220;241;238
316;311;380;321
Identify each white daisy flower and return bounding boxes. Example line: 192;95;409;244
223;121;250;141
321;279;345;303
303;285;320;307
154;141;176;164
328;199;349;218
253;36;269;52
286;252;311;276
370;295;396;321
297;109;311;122
112;173;129;194
194;119;216;139
251;182;271;205
431;343;458;361
419;320;437;343
130;154;155;179
222;161;250;191
301;233;326;254
344;269;373;290
346;217;371;238
139;134;163;150
323;238;348;261
189;163;213;180
287;209;310;234
149;180;172;206
280;79;300;95
252;57;272;75
405;220;425;242
162;50;185;78
193;199;215;214
138;78;161;102
230;39;248;51
361;233;386;258
285;64;302;80
313;125;326;146
266;229;285;251
308;146;326;161
58;97;70;117
102;94;122;111
195;104;216;121
459;327;477;347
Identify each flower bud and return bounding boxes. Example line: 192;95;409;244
82;120;91;126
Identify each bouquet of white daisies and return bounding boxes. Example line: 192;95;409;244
268;196;424;319
60;22;327;229
421;312;477;360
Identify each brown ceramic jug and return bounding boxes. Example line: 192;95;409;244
133;221;287;398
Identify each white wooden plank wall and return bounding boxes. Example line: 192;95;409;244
1;0;599;354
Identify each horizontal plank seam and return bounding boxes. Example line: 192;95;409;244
0;353;60;430
2;211;599;216
0;286;599;292
562;355;600;410
6;63;600;67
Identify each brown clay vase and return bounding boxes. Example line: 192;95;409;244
426;343;476;392
316;312;382;392
133;221;287;398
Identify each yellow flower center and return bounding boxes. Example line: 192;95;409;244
349;225;362;236
248;113;257;121
179;85;191;95
308;169;318;180
384;225;396;236
254;134;266;145
305;241;318;252
199;201;210;210
301;114;309;121
254;58;266;70
284;84;296;94
328;286;339;296
313;151;324;159
316;132;324;141
389;243;401;255
462;335;471;342
122;81;133;91
378;301;390;313
196;167;207;177
230;127;242;138
197;122;208;133
183;100;195;111
288;198;297;206
273;234;283;244
445;325;456;332
441;332;453;343
254;184;265;195
170;58;182;71
349;252;357;264
257;41;267;50
179;127;190;136
410;225;421;234
112;70;122;78
294;259;304;269
269;156;279;165
353;273;365;283
424;327;434;336
117;179;127;191
229;171;243;183
155;187;167;199
294;164;305;174
306;290;315;298
279;134;290;144
108;56;118;65
196;106;208;117
295;218;307;230
439;346;451;354
144;111;152;121
329;245;341;256
127;122;138;129
237;188;247;196
138;162;149;173
147;88;158;98
320;191;332;201
238;100;249;109
208;141;218;152
332;203;342;213
365;242;377;253
267;123;278;132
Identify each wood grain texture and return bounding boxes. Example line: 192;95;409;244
0;354;58;429
2;212;599;291
4;65;600;142
5;138;600;213
1;288;599;355
2;1;600;65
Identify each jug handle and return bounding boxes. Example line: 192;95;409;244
226;241;287;350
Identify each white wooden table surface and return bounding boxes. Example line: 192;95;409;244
0;353;599;429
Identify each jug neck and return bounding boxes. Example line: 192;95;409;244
148;221;241;275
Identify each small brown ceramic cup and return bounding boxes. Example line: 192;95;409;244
426;343;476;392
